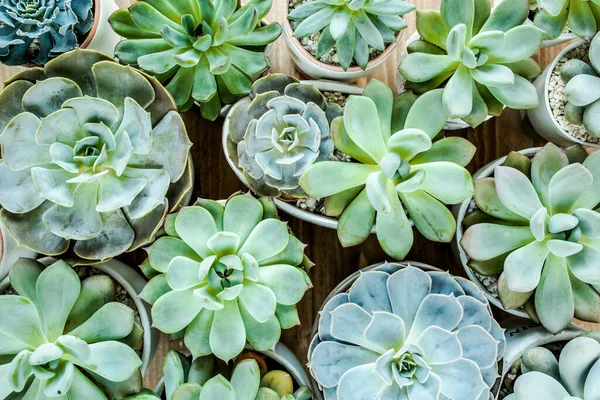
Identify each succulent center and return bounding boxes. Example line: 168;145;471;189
208;259;244;291
386;345;430;389
380;152;411;181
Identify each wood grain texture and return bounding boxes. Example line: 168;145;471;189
1;0;593;391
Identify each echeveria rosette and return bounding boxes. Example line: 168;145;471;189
562;32;600;137
0;49;193;264
307;264;506;400
398;0;543;128
139;193;312;363
110;0;282;120
532;0;600;40
299;79;475;260
226;74;341;198
505;335;600;400
0;258;143;399
287;0;415;71
461;143;600;334
0;0;93;66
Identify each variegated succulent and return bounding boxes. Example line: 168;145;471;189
398;0;543;127
0;49;193;264
0;258;143;399
287;0;415;70
531;0;600;40
139;193;312;362
461;143;600;333
506;333;600;399
300;79;475;260
110;0;281;120
0;0;94;66
225;74;341;198
562;32;600;137
308;264;506;400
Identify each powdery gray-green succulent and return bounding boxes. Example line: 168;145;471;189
0;49;193;264
398;0;543;128
288;0;415;70
307;264;506;400
299;79;475;260
139;193;312;363
562;32;600;137
225;74;342;199
110;0;281;120
461;143;600;334
531;0;600;40
0;258;143;399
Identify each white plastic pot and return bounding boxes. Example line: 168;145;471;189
84;0;122;56
0;218;36;282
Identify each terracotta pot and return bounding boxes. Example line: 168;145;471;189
82;0;122;56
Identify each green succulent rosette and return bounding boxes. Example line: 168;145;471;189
532;0;600;40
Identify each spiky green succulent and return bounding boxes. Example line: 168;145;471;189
288;0;414;71
0;49;193;264
505;333;600;400
0;258;143;399
531;0;600;40
225;74;342;199
139;193;312;363
299;79;475;260
561;32;600;137
398;0;544;128
0;0;94;66
461;143;600;334
308;264;506;400
110;0;281;120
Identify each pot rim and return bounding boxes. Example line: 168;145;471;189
452;147;542;319
79;0;102;50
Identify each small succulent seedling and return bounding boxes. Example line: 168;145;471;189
288;0;415;70
0;258;143;399
308;264;506;400
531;0;600;40
398;0;543;127
461;143;600;333
0;49;193;263
562;32;600;137
300;79;475;260
0;0;94;65
139;193;312;362
225;74;342;198
110;0;282;119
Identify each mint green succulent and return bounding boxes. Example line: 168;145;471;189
0;258;143;399
299;79;475;260
532;0;600;40
139;193;312;362
398;0;543;127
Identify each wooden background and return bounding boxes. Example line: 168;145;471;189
0;0;583;391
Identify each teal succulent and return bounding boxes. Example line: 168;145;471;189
139;193;312;362
110;0;282;120
300;79;475;260
0;258;143;399
398;0;543;127
532;0;600;40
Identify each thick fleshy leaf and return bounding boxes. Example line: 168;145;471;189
488;75;539;109
376;180;414;260
488;25;544;63
495;166;543;219
548;163;593;214
230;359;260;400
337;363;386;399
68;303;134;343
443;64;473;119
343;96;388;163
535;254;575;333
417;326;462;365
514;371;570;400
411;162;473;204
434;359;487;400
152;288;204;333
567;242;600;285
408;294;463;341
148;236;200;273
399;53;459;83
400;190;457;243
79;341;141;382
504;240;550;293
239;302;281;352
300;162;379;198
209;300;246;362
238;282;276;323
0;296;46;349
174;206;218;259
258;265;309;306
238;219;289;262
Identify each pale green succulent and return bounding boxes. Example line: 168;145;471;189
139;193;312;362
461;143;600;334
308;264;506;400
562;32;600;137
288;0;415;70
398;0;543;127
0;258;143;399
531;0;600;40
505;334;600;399
225;74;341;198
110;0;281;120
0;49;193;264
299;79;475;260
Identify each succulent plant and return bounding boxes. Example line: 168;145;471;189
0;49;193;264
139;193;312;362
0;258;143;399
110;0;282;120
308;264;506;400
287;0;415;71
531;0;600;40
299;79;475;260
505;334;600;399
561;33;600;137
0;0;94;66
225;74;342;198
398;0;544;127
461;143;600;333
